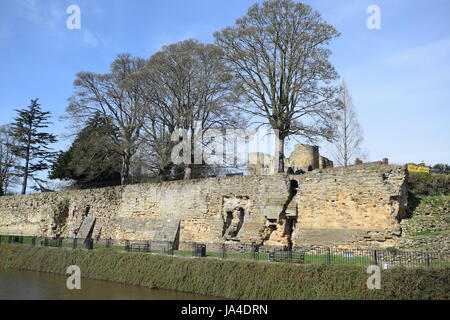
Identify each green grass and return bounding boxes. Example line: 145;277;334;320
172;250;372;265
0;236;412;267
412;231;446;237
1;235;446;269
0;244;449;300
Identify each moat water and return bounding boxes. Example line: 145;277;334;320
0;268;218;300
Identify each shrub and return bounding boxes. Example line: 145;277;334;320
409;173;450;196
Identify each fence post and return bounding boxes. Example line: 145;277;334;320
326;247;331;264
72;238;77;250
192;242;197;257
124;240;130;252
372;250;378;266
268;250;275;262
426;253;431;268
252;243;258;261
221;243;226;259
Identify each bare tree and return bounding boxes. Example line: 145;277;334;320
137;39;241;180
331;81;363;167
66;54;147;185
0;125;18;195
214;0;341;172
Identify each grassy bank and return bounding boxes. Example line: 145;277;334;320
0;244;449;300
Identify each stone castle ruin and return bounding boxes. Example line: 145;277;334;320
0;164;409;251
248;144;334;176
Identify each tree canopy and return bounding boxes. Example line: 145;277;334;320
136;39;242;179
67;54;147;185
49;113;122;188
9;99;57;194
331;81;364;167
215;0;341;172
0;125;18;196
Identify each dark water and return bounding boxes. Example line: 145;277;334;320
0;268;218;300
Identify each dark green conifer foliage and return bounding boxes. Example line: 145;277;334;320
49;113;122;188
9;99;57;194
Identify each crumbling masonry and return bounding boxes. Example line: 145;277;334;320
0;165;409;250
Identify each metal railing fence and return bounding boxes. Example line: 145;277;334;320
1;234;448;269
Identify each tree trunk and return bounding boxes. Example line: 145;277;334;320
21;153;29;195
121;151;133;185
0;180;4;196
183;126;196;180
21;134;31;195
275;134;285;173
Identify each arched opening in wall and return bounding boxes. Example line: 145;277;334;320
222;211;233;237
232;208;245;237
223;208;245;240
222;195;249;241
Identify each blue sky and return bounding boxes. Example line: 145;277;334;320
0;0;449;167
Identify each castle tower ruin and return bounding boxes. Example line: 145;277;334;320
248;144;333;175
285;144;320;172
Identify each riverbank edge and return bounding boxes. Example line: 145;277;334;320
0;244;449;300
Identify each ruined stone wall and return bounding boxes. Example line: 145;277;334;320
249;144;333;176
319;156;334;169
396;196;450;252
0;187;123;239
291;166;408;248
0;165;408;249
285;144;320;172
248;152;275;176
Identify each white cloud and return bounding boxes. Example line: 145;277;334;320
386;37;450;68
82;30;110;48
82;30;99;47
19;0;67;29
14;1;109;49
311;0;364;24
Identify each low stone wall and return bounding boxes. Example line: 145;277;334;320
0;165;409;249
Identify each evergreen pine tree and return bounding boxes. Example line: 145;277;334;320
9;99;57;194
49;113;122;188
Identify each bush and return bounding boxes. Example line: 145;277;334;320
409;173;450;196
